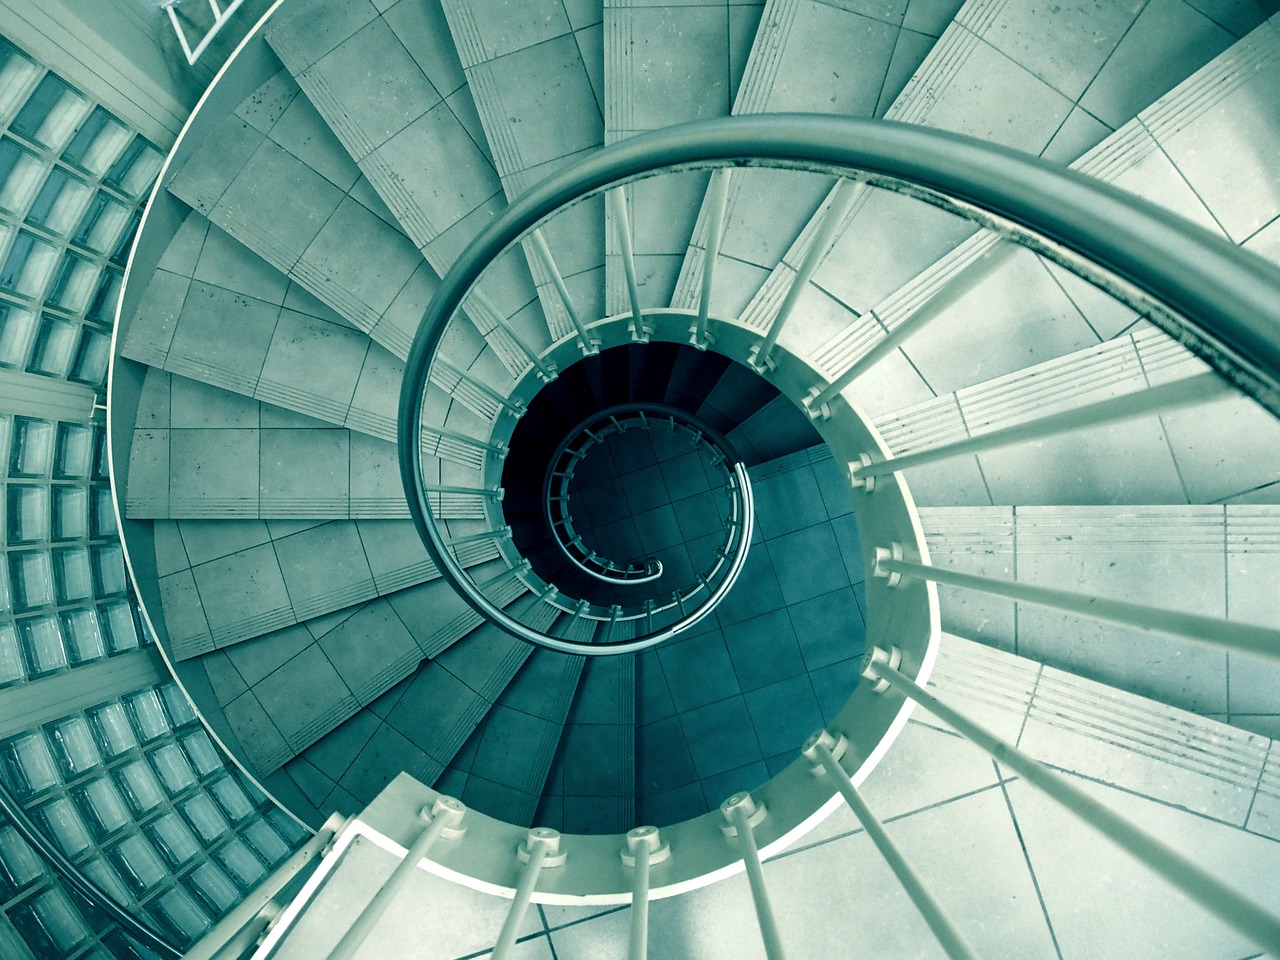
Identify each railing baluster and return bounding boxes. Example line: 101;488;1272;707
692;168;732;350
721;793;787;960
433;357;526;419
852;373;1229;481
608;187;650;342
862;648;1280;957
750;178;863;373
803;732;980;960
329;798;466;960
871;543;1280;659
492;828;566;960
621;826;670;960
528;228;600;355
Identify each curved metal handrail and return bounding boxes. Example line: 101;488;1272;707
401;114;1280;656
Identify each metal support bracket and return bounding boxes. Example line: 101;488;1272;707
860;645;902;694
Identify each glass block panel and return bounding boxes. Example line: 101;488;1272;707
107;138;163;199
146;811;199;868
7;484;48;543
100;601;139;654
87;701;137;758
10;888;90;954
125;689;168;742
0;229;59;299
61;609;104;664
265;806;309;846
51;545;91;602
27;313;77;377
111;209;141;266
72;777;130;838
236;769;269;806
11;74;91;152
208;775;253;824
151;886;210;941
62;107;131;177
0;301;38;366
0;731;57;797
90;486;115;539
159;682;196;728
48;251;98;314
91;425;108;481
86;267;122;324
178;794;228;844
243;818;289;866
0;824;44;898
149;743;195;795
70;327;110;385
50;484;86;541
91;543;125;596
45;715;100;777
9;553;53;611
114;760;163;817
0;624;24;685
26;167;92;236
53;422;92;478
18;615;66;675
213;836;266;890
0;924;33;960
34;796;91;857
81;856;129;905
180;731;220;778
73;192;130;254
0;138;46;216
0;39;42;125
107;833;165;895
186;861;239;914
10;417;53;476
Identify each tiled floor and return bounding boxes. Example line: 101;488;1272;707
635;447;868;825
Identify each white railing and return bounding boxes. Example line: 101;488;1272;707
160;0;251;65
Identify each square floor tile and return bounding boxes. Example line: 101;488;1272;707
809;658;861;724
752;466;827;540
638;782;706;825
744;674;825;758
723;608;807;693
608;430;657;474
659;450;713;501
699;760;769;811
636;717;697;795
680;697;761;779
767;524;849;605
657;630;740;712
621;463;669;515
788;586;867;672
636;651;675;726
634;504;682;554
673;490;726;541
714;546;785;626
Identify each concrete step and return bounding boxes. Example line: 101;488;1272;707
439;0;605;342
435;646;585;827
602;0;753;313
919;503;1280;737
152;516;503;660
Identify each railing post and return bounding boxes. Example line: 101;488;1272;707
621;826;670;960
492;828;566;960
328;798;466;960
802;732;981;960
466;289;558;382
692;168;731;350
861;647;1280;957
851;373;1230;481
721;793;787;960
749;178;862;373
608;187;651;342
528;229;600;355
871;543;1280;660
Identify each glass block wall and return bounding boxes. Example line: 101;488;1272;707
0;33;311;960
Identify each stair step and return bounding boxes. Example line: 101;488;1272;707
920;504;1280;732
602;0;745;313
671;0;962;313
726;394;821;465
439;0;605;342
154;518;502;660
437;646;585;826
167;68;437;361
536;654;636;833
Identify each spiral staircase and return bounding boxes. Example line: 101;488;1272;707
0;0;1279;956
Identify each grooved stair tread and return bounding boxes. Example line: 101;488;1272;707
167;68;438;362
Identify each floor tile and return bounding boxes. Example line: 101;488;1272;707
636;717;697;795
657;630;740;712
744;674;824;758
680;696;761;779
788;586;867;672
766;524;849;606
723;608;807;693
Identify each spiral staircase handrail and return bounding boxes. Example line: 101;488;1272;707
400;113;1280;660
